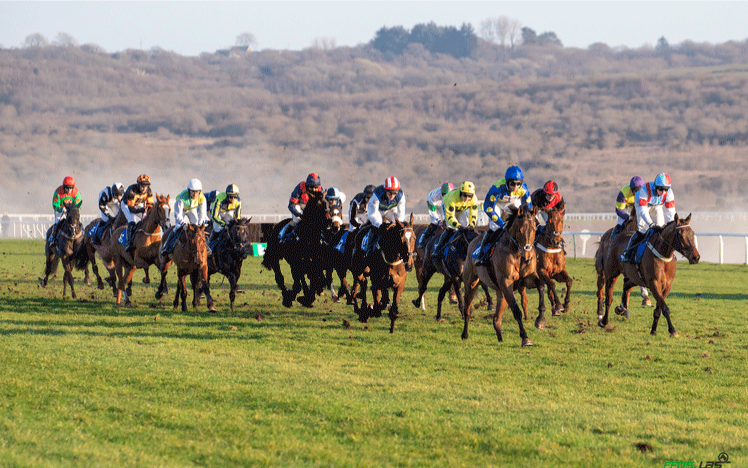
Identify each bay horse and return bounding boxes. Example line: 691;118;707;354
261;190;332;308
599;213;700;336
349;214;416;333
166;223;215;312
460;206;538;346
205;217;253;312
112;194;172;306
517;209;572;329
82;210;127;292
40;203;89;298
411;226;493;321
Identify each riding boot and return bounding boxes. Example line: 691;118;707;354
418;223;439;249
125;222;137;252
619;231;646;263
49;223;59;246
611;223;624;239
92;220;104;245
431;229;450;259
475;228;502;267
208;230;220;251
364;226;380;264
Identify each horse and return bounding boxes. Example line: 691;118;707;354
599;213;700;336
323;224;357;304
161;223;214;312
205;217;253;312
460;205;539;346
411;224;456;309
516;209;572;329
411;226;494;321
261;190;333;308
39;203;89;298
321;202;347;301
82;210;127;292
349;214;416;333
111;194;172;306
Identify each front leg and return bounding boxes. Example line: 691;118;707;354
501;278;532;347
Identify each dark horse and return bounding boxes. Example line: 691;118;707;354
599;213;700;336
350;214;416;333
517;209;572;329
460;206;538;346
412;226;493;321
164;223;215;312
205;217;253;312
40;203;89;298
261;190;332;308
82;210;127;292
321;203;346;301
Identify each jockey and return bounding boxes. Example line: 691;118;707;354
431;181;479;260
325;187;346;227
280;172;323;242
613;176;645;237
361;176;406;259
531;180;565;235
121;174;154;252
417;181;454;249
208;184;242;249
162;179;208;255
620;173;676;263
90;182;125;245
49;176;83;246
475;165;533;267
348;184;376;230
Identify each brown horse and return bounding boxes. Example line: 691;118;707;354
460;206;538;346
82;210;127;292
599;213;700;336
165;223;215;312
40;203;89;298
517;209;572;329
411;226;493;321
112;194;172;306
350;214;416;333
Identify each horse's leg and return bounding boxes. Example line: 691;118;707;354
179;271;189;312
142;265;151;284
600;273;619;327
596;269;606;318
481;283;493;311
121;265;138;307
413;264;435;311
155;259;171;300
517;281;529;321
228;273;238;312
88;244;104;289
493;294;508;343
534;281;547;330
461;273;480;340
555;269;573;314
173;271;185;311
500;278;532;347
272;261;293;308
354;275;370;322
435;279;451;321
65;258;77;299
201;266;216;313
616;279;636;320
389;283;406;334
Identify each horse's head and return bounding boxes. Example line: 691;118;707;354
329;204;344;232
543;209;564;248
664;213;700;264
508;205;538;261
299;190;333;244
227;217;253;259
379;213;416;272
155;193;172;231
61;203;82;237
185;224;209;267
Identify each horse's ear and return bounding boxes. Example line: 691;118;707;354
409;213;414;227
684;213;691;224
674;213;679;224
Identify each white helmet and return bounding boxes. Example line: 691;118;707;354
187;179;202;191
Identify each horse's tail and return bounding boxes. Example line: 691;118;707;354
74;241;91;271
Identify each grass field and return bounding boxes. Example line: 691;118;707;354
0;240;746;468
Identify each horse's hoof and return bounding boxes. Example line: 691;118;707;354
614;305;628;316
670;331;679;338
597;320;606;328
208;307;218;314
623;309;630;319
85;279;91;286
449;296;458;304
642;297;653;307
521;338;534;347
535;317;545;329
412;298;421;308
333;297;341;304
461;332;468;340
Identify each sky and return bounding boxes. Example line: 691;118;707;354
2;1;748;56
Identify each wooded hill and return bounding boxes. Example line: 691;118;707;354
1;38;747;215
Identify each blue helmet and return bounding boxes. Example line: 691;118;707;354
326;187;340;200
305;173;321;191
629;176;644;192
505;166;524;181
654;173;671;189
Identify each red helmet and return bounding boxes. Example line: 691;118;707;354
63;176;75;187
543;180;559;196
306;173;321;191
384;176;400;191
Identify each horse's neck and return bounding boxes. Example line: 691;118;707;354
142;211;162;234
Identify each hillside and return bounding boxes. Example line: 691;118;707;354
1;40;748;215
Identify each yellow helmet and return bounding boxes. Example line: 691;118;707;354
459;181;476;196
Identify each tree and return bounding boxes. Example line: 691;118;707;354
236;32;257;50
479;16;516;49
656;36;670;55
506;18;522;49
53;32;78;47
311;37;336;51
371;26;409;54
538;31;562;47
23;33;49;48
521;27;537;46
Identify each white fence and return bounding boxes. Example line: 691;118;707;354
3;212;748;265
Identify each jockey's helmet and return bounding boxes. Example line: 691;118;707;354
226;184;239;196
384;176;400;191
441;182;454;197
459;181;476;197
629;176;644;192
137;174;151;186
543;180;559;196
654;173;671;190
364;185;376;198
326;187;341;200
504;166;524;182
188;179;202;192
63;176;75;189
112;182;125;198
306;173;321;191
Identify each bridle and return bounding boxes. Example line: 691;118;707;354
648;223;695;262
379;225;415;267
